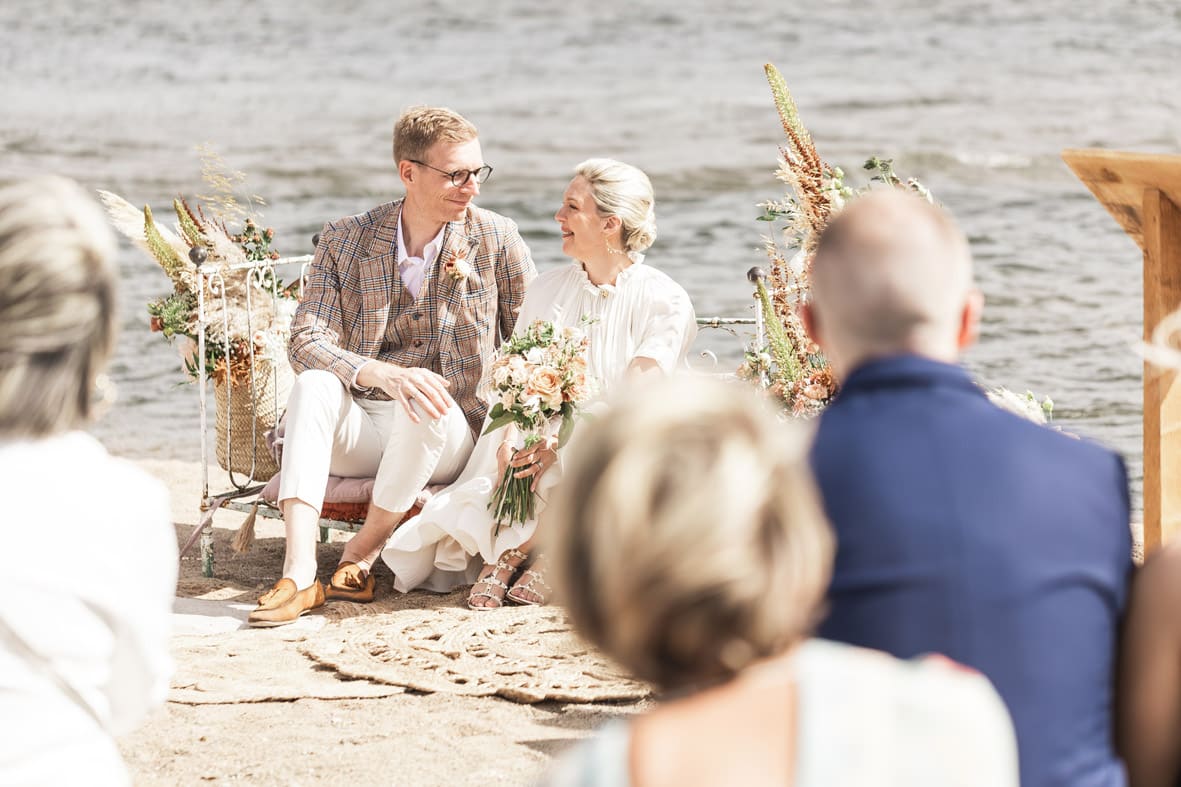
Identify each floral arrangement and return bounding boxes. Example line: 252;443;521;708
481;319;591;532
985;387;1055;425
739;64;934;416
99;148;297;384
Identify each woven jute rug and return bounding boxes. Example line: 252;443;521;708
300;605;651;704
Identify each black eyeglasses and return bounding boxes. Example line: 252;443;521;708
408;160;493;187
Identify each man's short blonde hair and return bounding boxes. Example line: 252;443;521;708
0;175;117;438
545;377;834;691
393;106;478;164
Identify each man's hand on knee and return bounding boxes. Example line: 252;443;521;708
357;361;453;422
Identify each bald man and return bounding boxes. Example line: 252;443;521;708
803;191;1132;787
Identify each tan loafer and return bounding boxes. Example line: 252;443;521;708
248;578;325;627
325;561;376;603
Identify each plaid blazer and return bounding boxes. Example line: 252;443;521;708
289;199;536;436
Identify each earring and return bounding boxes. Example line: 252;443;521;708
91;372;117;419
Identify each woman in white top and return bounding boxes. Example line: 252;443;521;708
0;177;177;786
382;159;696;606
537;377;1019;787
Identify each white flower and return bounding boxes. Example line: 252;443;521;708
986;386;1047;425
524;347;545;365
492;364;514;387
274;297;299;329
445;256;473;282
507;355;528;381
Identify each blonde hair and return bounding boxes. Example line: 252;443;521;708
393;106;478;164
546;376;834;690
574;158;658;252
0;175;117;438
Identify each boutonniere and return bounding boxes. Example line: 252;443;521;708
443;255;473;282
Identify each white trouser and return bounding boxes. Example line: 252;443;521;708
277;370;474;514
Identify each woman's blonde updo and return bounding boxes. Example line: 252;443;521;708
574;158;658;253
0;176;118;438
545;376;835;691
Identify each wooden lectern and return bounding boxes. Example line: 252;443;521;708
1063;149;1181;554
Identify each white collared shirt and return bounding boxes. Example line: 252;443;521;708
396;216;446;300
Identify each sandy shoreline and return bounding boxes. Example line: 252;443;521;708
117;457;647;787
115;455;1143;785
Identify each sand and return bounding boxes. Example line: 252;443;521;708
116;459;648;787
112;457;1145;786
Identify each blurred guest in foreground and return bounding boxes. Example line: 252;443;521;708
0;176;177;785
1116;312;1181;787
803;190;1133;787
1118;538;1181;787
538;376;1018;787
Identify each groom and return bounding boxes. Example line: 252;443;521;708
249;106;536;626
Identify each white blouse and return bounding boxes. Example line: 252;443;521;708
0;432;176;786
381;256;697;592
516;257;697;391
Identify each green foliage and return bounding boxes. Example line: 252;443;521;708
174;198;207;249
233;217;280;262
143;205;188;288
755;277;799;383
146;290;197;338
765;63;808;147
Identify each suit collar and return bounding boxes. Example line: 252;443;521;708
364;199;479;262
839;354;981;399
360;200;480;266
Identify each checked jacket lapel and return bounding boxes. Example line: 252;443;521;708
354;201;404;357
352;204;482;363
431;217;481;330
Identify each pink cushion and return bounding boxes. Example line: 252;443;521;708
261;417;442;513
259;473;440;507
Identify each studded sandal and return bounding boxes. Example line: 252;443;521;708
506;555;552;606
467;548;529;610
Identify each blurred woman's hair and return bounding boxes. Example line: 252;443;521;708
0;175;118;438
574;158;657;253
546;376;834;690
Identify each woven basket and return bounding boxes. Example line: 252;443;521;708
213;356;293;479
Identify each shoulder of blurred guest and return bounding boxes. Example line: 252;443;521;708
0;431;169;513
798;639;1018;767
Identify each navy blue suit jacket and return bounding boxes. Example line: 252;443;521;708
811;355;1132;787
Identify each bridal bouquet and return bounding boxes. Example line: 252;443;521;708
482;319;591;531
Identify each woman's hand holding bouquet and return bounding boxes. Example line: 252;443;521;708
482;320;592;533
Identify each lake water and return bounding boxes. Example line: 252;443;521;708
3;0;1179;510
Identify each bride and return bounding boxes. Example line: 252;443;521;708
381;158;696;607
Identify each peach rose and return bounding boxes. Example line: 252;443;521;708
526;366;564;410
